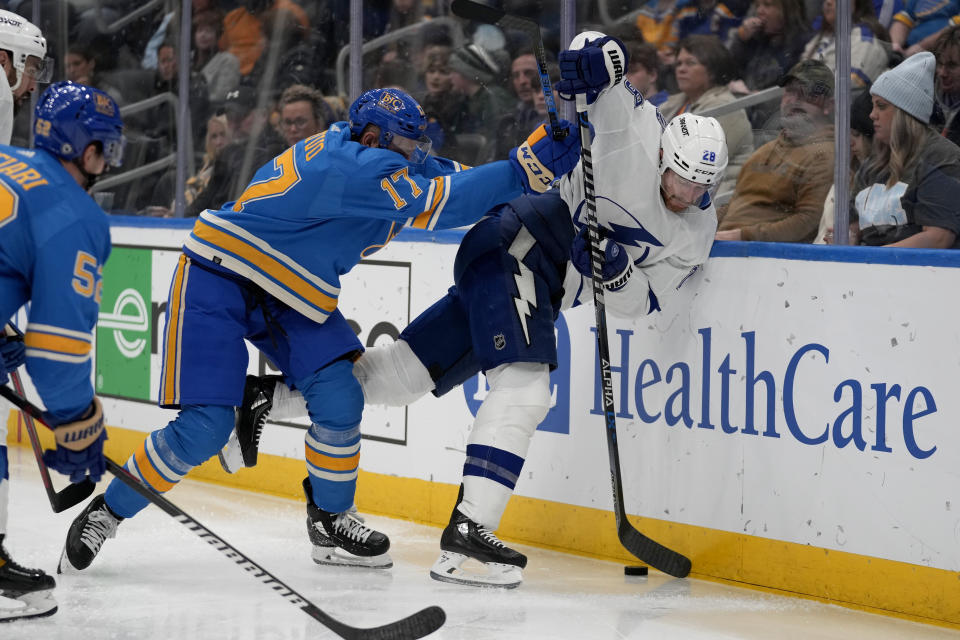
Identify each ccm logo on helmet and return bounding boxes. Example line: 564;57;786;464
608;49;624;86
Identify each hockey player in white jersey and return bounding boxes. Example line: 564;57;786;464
0;10;51;144
221;32;727;588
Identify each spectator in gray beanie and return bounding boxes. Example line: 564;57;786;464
844;51;960;248
870;52;936;123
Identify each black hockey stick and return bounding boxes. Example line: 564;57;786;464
454;1;691;578
450;0;566;140
0;385;446;640
573;92;692;579
7;370;95;512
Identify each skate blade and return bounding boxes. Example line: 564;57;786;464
311;546;392;569
217;430;244;474
0;589;57;622
57;547;81;575
429;551;522;588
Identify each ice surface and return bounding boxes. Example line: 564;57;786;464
2;448;956;639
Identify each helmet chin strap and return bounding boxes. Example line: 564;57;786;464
72;157;100;189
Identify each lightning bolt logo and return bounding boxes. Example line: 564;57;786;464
507;226;537;346
573;197;663;264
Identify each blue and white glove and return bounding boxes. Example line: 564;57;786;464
0;323;26;386
556;33;628;105
509;121;580;193
570;225;633;291
42;398;107;483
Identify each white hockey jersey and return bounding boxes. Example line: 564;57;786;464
559;79;718;318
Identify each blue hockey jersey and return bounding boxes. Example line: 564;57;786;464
183;123;524;323
0;146;110;422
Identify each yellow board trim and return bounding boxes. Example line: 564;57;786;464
6;412;958;629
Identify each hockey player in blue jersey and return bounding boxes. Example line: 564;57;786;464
223;34;729;588
59;86;580;573
0;81;124;619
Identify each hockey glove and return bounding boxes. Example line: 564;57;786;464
0;324;25;386
570;225;633;291
509;121;580;194
42;398;107;483
556;35;628;105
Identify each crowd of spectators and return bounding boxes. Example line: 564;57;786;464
7;0;960;248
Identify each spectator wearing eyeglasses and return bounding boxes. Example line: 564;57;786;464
277;84;333;148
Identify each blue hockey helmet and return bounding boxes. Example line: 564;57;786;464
348;88;431;165
33;81;125;167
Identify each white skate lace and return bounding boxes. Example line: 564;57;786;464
476;525;505;548
334;513;373;543
80;509;119;553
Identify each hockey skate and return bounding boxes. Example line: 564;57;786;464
0;536;56;621
58;494;122;573
430;507;527;589
219;374;280;473
303;478;391;569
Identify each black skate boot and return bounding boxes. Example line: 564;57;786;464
430;487;527;588
303;478;391;568
0;536;57;621
58;494;123;573
219;374;281;473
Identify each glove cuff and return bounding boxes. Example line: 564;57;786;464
512;125;557;193
55;397;105;451
604;262;633;292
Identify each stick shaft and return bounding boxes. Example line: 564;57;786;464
0;384;445;639
574;95;692;578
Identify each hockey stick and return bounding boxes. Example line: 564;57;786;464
450;0;567;140
7;370;94;512
573;92;692;579
453;0;692;578
0;385;446;640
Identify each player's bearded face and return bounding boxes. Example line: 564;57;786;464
660;169;707;212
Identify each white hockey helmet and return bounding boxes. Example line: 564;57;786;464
659;114;728;204
0;10;51;91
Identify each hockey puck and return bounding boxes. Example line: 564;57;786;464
624;565;648;576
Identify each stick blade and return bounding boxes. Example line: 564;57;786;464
336;605;446;640
51;478;96;513
450;0;505;24
619;524;692;578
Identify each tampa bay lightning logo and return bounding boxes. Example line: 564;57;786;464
574;197;663;264
463;314;571;435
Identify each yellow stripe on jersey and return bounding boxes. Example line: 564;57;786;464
24;326;91;363
191;219;339;314
305;447;360;472
161;255;189;406
411;176;449;230
133;443;177;492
